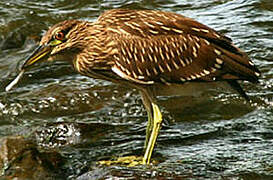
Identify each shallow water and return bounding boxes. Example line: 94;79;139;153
0;0;272;179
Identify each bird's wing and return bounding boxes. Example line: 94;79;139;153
99;9;260;85
99;9;231;42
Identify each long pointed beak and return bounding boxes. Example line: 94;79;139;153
21;44;52;70
5;44;52;91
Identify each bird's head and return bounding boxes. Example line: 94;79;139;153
5;20;93;91
22;20;86;70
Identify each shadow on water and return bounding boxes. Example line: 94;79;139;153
0;0;272;179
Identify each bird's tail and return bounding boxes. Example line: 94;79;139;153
214;42;261;83
212;42;261;100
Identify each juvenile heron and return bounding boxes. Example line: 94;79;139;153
6;9;260;165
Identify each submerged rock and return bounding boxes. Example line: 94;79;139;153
0;136;63;179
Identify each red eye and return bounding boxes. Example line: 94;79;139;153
55;31;65;40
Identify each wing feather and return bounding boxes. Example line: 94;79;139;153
99;9;260;84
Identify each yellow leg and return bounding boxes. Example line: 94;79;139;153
144;107;153;150
142;103;163;164
140;90;153;151
98;89;162;166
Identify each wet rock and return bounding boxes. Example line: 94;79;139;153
76;166;108;180
0;136;63;179
76;165;190;179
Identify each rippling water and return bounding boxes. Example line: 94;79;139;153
0;0;272;179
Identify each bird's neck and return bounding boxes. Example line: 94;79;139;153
72;23;118;75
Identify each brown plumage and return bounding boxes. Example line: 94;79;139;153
36;9;260;88
7;9;261;165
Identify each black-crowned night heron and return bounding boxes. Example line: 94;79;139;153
6;9;261;165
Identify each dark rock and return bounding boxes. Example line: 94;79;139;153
0;136;63;179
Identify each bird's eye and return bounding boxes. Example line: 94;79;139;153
55;31;65;41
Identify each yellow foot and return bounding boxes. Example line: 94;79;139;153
98;156;158;167
98;156;144;167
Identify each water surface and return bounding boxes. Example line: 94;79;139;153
0;0;272;179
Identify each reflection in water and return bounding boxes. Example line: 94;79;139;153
0;0;272;179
